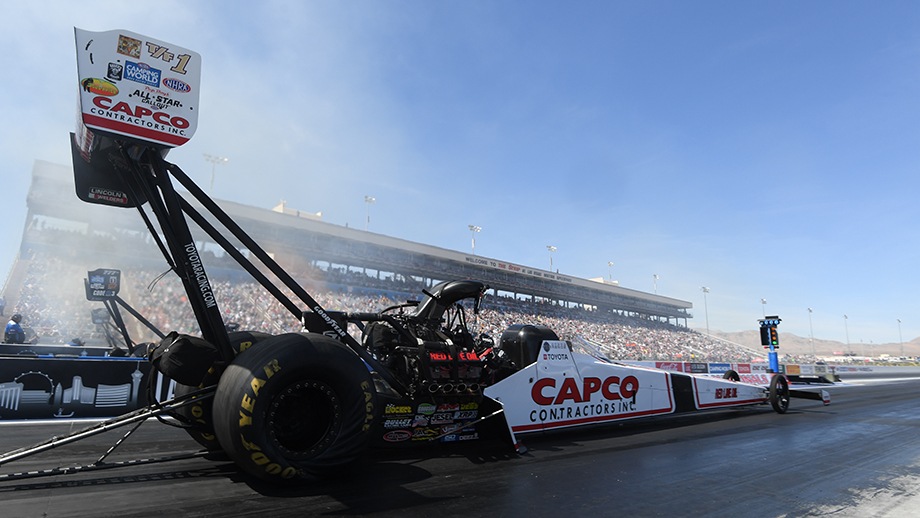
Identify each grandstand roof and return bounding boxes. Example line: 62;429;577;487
24;160;693;322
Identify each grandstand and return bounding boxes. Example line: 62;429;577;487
1;160;766;362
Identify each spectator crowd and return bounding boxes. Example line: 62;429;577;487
3;251;766;363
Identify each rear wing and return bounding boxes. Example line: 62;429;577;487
72;28;201;208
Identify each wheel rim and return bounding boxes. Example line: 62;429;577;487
779;378;789;409
772;377;790;411
268;380;341;459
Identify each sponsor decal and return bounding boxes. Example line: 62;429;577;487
107;62;123;81
541;341;570;361
693;376;766;409
532;375;639;405
117;34;142;58
460;402;478;411
81;78;118;96
124;61;162;87
529;400;641;424
383;418;412;429
88;96;190;135
384;403;412;415
708;363;731;374
416;403;436;415
714;387;739;400
656;362;684;372
689;363;709;374
441;434;458;442
454;410;477;420
411;427;441;441
130;89;183;110
412;415;429;427
88;186;128;205
382;430;412;443
184;243;216;308
740;374;771;385
734;363;752;374
526;375;644;425
436;403;460;412
162;77;191;93
312;304;347;338
430;412;454;425
458;433;479;441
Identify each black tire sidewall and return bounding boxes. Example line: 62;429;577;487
213;333;375;482
722;370;741;382
769;375;790;414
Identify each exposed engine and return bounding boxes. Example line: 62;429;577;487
357;280;513;398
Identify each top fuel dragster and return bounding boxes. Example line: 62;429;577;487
0;28;833;484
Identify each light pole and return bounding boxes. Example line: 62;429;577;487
203;153;229;190
547;245;557;271
701;286;710;335
364;195;376;231
844;314;850;353
808;308;815;357
468;225;481;253
898;318;904;357
653;274;659;294
607;261;614;281
760;298;767;318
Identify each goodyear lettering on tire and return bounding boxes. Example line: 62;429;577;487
236;358;297;478
361;380;374;432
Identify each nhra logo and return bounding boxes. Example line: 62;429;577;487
162;77;191;93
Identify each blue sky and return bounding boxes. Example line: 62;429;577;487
2;1;919;345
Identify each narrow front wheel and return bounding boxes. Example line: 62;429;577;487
769;374;790;414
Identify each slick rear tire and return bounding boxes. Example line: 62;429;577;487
769;374;790;414
212;333;376;483
722;370;741;382
173;331;271;451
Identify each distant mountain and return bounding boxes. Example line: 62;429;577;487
701;329;920;358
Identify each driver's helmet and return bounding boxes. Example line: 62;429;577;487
11;313;21;323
